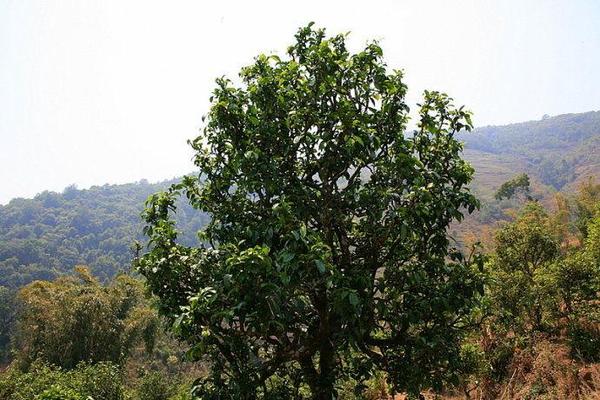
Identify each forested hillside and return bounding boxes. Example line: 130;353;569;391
464;110;600;198
1;8;598;397
449;111;600;247
0;180;208;288
0;111;598;288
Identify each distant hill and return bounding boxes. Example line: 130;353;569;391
0;180;208;288
463;110;600;199
1;111;598;287
451;111;600;246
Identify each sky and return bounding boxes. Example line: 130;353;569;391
1;0;599;204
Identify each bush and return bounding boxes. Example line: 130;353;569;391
136;371;175;400
568;323;600;362
38;385;85;400
0;361;125;400
13;269;158;370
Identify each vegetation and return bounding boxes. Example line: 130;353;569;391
1;111;596;291
487;202;559;333
0;359;197;400
462;111;600;191
12;266;158;370
0;286;16;363
466;186;600;398
454;111;600;249
3;186;598;399
0;361;126;400
0;269;200;400
0;180;207;289
0;24;599;400
137;24;483;399
494;173;531;201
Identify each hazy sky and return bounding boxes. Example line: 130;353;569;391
1;0;599;204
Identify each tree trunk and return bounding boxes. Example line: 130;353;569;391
313;382;334;400
312;374;335;400
301;346;336;400
313;340;336;400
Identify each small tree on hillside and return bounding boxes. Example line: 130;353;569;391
573;177;600;237
488;202;559;332
494;173;532;201
137;24;483;399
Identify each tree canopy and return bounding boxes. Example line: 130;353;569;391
137;24;483;399
13;267;158;370
494;173;531;201
487;202;559;332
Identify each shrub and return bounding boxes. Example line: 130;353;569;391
136;371;175;400
568;323;600;362
0;361;125;400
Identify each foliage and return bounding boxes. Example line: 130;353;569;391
455;111;600;249
0;270;202;398
137;24;483;399
0;286;16;363
568;323;600;362
573;177;600;237
494;173;531;201
136;371;176;400
487;202;560;332
13;267;159;370
560;213;600;362
38;385;85;400
470;197;600;397
0;180;208;289
0;21;597;400
0;361;125;400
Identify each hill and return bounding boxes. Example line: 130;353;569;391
0;180;208;288
0;110;599;398
0;111;598;286
463;110;600;198
448;111;600;247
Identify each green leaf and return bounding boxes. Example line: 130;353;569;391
315;260;326;273
348;292;359;306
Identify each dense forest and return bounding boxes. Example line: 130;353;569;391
0;179;208;288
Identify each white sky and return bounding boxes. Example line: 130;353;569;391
1;0;599;204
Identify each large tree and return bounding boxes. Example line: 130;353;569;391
137;24;483;399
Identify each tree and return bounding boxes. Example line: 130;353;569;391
561;213;600;361
573;177;600;238
0;286;17;363
13;267;158;370
494;173;531;201
137;24;483;399
488;202;559;332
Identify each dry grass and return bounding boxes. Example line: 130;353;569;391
381;339;600;400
